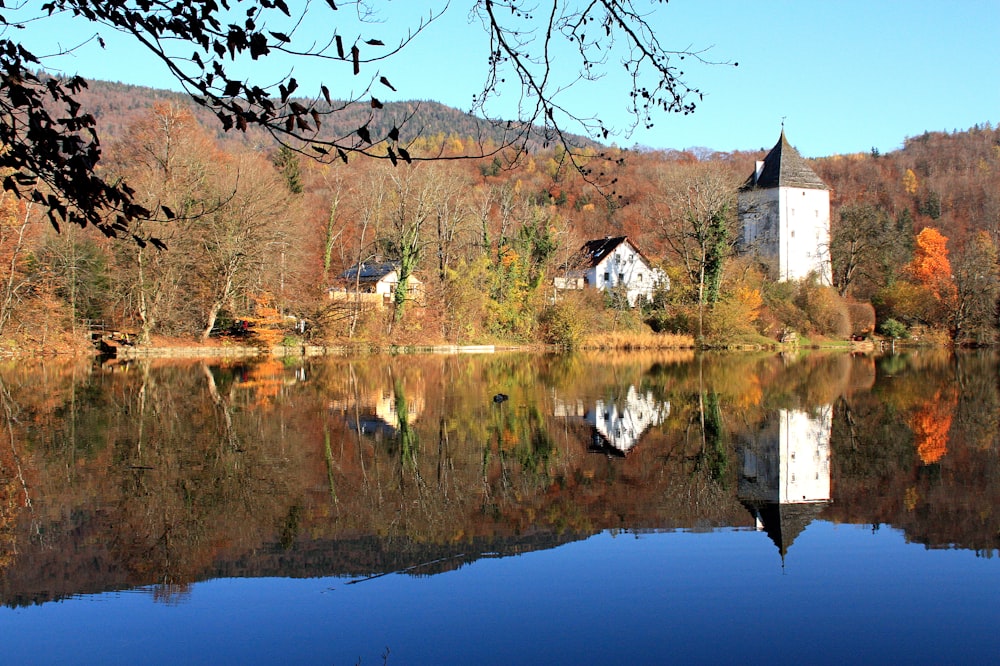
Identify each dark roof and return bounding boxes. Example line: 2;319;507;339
581;236;628;267
566;236;655;271
743;500;830;557
338;261;399;284
740;131;828;191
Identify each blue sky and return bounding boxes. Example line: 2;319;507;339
16;1;999;158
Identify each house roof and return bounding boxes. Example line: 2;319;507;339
338;261;399;284
740;131;828;191
581;236;628;267
568;236;654;271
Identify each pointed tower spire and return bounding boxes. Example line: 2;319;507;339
740;131;827;191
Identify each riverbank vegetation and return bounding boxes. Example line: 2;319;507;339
1;83;998;354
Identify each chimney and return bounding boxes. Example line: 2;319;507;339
754;160;765;184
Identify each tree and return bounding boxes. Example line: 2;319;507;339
0;190;35;336
106;104;217;342
192;151;293;341
949;231;999;345
272;146;303;195
650;162;737;338
830;203;911;298
907;226;954;300
1;2;716;235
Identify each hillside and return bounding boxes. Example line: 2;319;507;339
79;78;602;154
0;73;996;349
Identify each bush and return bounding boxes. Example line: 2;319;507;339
795;282;851;338
647;305;696;335
704;287;763;341
879;318;908;339
539;301;584;347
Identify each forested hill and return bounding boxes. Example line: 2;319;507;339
79;78;602;153
4;72;997;349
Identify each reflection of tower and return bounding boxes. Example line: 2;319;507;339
586;386;670;456
739;407;832;558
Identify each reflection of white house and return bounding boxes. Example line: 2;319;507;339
328;261;423;308
554;386;670;456
330;387;424;437
737;131;832;284
374;389;423;430
739;406;832;557
555;236;668;306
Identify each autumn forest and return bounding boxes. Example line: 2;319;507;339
2;79;999;352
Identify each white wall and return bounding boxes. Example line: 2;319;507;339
588;242;667;306
739;406;832;504
778;187;832;283
738;187;832;284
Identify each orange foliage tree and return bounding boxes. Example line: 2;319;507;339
907;227;955;299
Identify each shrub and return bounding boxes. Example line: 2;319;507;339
795;283;851;338
539;301;584;347
879;318;908;339
704;287;763;341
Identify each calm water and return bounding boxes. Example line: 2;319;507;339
0;350;998;664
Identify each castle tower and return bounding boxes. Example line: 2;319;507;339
738;131;832;283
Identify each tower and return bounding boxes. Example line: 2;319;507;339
738;131;832;283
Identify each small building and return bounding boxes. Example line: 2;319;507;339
328;261;423;308
555;236;668;306
737;131;832;284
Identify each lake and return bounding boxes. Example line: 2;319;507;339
0;350;998;664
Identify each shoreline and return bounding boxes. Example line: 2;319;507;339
0;336;898;360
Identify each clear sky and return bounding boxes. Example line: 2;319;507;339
15;0;999;158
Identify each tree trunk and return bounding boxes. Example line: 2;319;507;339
201;301;222;342
136;247;154;345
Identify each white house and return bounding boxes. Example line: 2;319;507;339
552;385;670;457
588;385;670;456
328;261;423;308
737;131;832;284
555;236;668;306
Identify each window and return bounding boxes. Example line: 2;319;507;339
604;272;610;283
618;272;624;283
638;273;644;282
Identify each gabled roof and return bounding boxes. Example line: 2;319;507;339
567;236;654;271
338;261;399;284
740;131;828;191
581;236;628;267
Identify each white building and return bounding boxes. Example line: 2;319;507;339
588;386;670;456
555;236;668;306
737;132;832;284
552;385;670;457
739;406;833;558
328;261;423;308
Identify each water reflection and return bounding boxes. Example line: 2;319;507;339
553;385;670;456
740;407;832;556
0;350;997;607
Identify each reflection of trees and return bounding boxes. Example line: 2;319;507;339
695;391;728;484
830;350;1000;555
104;361;297;593
2;350;999;604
